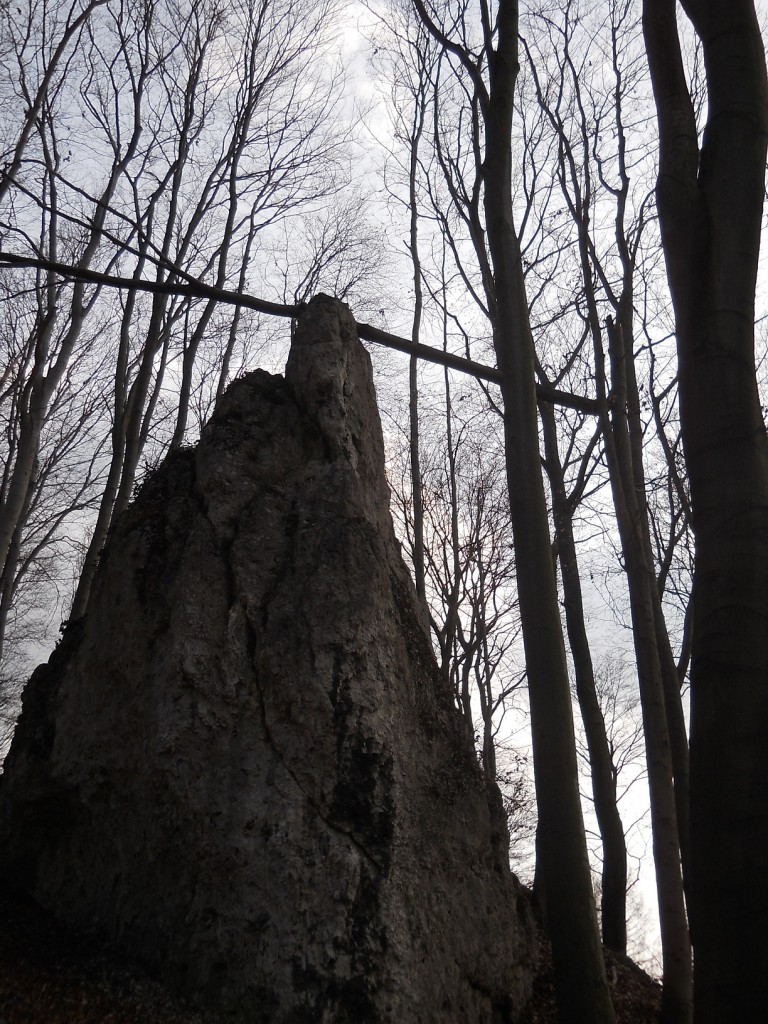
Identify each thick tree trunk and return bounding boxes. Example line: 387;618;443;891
643;1;768;1019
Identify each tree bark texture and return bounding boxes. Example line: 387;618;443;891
643;1;768;1019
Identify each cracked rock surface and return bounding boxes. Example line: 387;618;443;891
0;295;535;1023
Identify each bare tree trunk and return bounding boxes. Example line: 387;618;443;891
620;302;692;885
441;367;463;689
491;239;613;1023
408;166;426;601
412;2;615;1017
601;317;692;1024
479;4;615;1020
0;497;32;669
524;25;692;998
541;399;628;955
643;1;768;1019
400;20;434;605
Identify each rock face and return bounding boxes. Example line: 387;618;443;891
0;296;535;1022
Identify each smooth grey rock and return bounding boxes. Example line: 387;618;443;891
0;295;535;1022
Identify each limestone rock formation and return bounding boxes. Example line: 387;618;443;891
0;296;535;1022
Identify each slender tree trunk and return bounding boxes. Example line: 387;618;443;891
476;563;498;780
441;367;463;685
643;2;768;1018
619;304;691;883
0;403;46;579
172;310;208;450
481;5;615;1020
411;0;615;1015
0;498;31;669
408;355;425;599
528;18;691;1002
407;62;427;602
215;220;258;405
541;400;628;954
69;427;126;622
601;318;692;1024
492;246;612;1024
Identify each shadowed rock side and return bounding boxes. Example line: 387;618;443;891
0;295;535;1022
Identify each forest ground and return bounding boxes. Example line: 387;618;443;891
0;889;661;1023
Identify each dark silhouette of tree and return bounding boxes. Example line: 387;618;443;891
411;1;616;1019
643;0;768;1019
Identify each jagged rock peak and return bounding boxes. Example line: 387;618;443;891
0;294;535;1022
